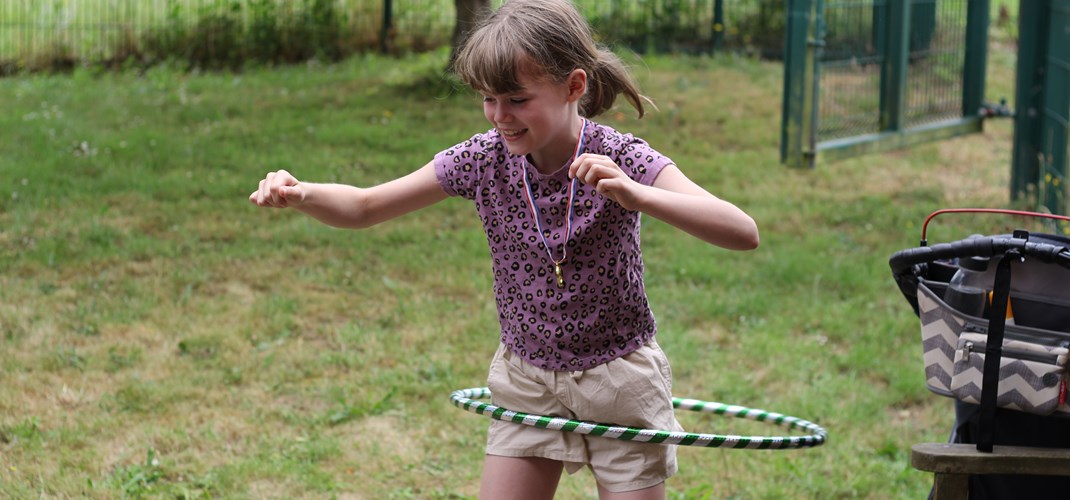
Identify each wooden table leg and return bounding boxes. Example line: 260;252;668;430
932;473;968;500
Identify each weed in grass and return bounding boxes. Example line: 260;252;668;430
217;366;242;387
0;417;42;445
327;386;398;426
111;448;164;498
72;302;102;337
177;335;223;362
0;308;30;343
105;378;160;414
42;347;89;372
106;346;144;373
247;293;299;347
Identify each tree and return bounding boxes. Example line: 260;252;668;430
448;0;491;70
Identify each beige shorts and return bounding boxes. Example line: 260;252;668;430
485;339;683;493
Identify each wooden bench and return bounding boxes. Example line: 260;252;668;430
911;443;1070;500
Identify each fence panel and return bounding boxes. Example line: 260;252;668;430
902;0;969;129
815;0;887;140
816;0;972;142
582;0;786;58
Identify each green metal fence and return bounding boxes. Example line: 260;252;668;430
584;0;788;58
781;0;990;167
0;0;789;74
1041;0;1070;214
1012;0;1070;214
816;0;973;139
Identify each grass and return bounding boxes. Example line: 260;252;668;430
0;34;1035;498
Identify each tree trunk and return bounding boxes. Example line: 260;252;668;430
448;0;491;71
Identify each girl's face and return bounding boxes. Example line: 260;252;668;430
481;67;585;172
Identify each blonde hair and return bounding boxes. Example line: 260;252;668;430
452;0;649;118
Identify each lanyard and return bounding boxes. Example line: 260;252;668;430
520;119;587;288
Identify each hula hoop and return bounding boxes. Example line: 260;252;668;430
450;387;828;450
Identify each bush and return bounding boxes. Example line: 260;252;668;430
247;0;284;64
132;0;357;72
186;1;245;70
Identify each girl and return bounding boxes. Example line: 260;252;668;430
251;0;759;498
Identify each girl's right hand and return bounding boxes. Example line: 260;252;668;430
250;169;306;208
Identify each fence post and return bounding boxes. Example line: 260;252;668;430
1010;1;1050;202
871;3;886;60
962;0;990;118
380;0;394;53
646;0;656;54
879;0;911;132
712;0;725;53
1040;0;1069;214
780;0;819;168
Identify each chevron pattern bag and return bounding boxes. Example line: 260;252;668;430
917;284;1070;416
915;257;1070;417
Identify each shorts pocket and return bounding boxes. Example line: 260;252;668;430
486;345;509;394
647;339;674;393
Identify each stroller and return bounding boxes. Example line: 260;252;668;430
889;209;1070;499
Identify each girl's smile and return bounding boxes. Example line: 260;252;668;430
498;128;527;140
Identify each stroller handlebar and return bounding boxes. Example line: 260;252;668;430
888;235;1070;276
889;235;1070;316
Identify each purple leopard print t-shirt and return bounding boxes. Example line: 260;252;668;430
434;121;671;371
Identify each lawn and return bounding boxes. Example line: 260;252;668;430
0;34;1033;498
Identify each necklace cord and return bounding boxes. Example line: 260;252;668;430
521;120;587;274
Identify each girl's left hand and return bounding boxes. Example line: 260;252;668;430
569;153;644;210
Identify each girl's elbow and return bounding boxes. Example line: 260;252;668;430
742;231;760;250
341;213;379;230
701;217;758;250
737;219;760;250
723;230;758;250
705;228;758;250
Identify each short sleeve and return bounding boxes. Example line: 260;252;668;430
589;125;672;186
434;131;498;200
616;139;671;186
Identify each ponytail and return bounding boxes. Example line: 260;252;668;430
582;49;652;119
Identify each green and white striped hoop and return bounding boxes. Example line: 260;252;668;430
450;387;828;450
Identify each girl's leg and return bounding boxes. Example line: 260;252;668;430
597;482;665;500
479;455;563;500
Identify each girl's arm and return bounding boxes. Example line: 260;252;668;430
249;161;448;228
569;156;759;250
641;165;759;250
